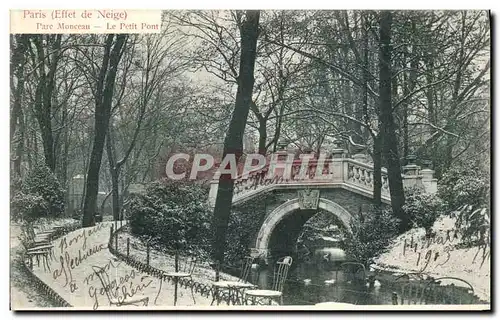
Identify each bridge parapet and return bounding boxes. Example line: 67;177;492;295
208;153;437;207
345;159;391;197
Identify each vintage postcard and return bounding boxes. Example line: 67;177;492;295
9;9;491;311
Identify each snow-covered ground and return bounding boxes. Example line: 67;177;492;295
10;218;79;309
115;229;241;287
373;216;490;302
25;221;217;309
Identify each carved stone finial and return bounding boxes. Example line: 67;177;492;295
352;145;366;154
277;140;288;151
333;139;344;149
303;147;314;154
420;159;433;169
406;154;417;165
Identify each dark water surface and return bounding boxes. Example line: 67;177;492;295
247;260;486;306
251;261;394;305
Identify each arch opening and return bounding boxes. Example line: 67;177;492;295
254;198;354;262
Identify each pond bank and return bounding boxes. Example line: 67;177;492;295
372;216;490;303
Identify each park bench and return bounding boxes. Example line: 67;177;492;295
19;225;55;271
20;236;53;271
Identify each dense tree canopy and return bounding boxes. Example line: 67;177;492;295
10;10;489;244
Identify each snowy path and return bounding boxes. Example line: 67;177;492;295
26;222;211;310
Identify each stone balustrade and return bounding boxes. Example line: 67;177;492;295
208;150;437;207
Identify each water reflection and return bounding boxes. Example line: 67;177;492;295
254;260;394;305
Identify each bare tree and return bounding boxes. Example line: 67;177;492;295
211;10;260;268
378;11;407;230
82;34;128;227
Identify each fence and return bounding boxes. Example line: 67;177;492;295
107;224;264;306
106;225;402;306
107;225;485;306
108;228;414;305
22;268;72;307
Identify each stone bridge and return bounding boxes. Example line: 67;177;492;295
208;147;437;263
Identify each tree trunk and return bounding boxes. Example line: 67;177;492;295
31;35;62;172
378;11;408;230
100;190;112;213
13;108;25;177
270;105;284;153
110;169;120;220
372;134;382;207
11;36;27;177
61;106;71;215
82;34;127;227
360;13;382;205
80;138;91;212
211;11;260;266
257;118;267;155
106;126;121;221
402;20;418;160
26;125;33;171
10;35;28;143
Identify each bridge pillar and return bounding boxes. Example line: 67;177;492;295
421;168;438;194
352;153;370;163
351;145;372;164
277;140;288;151
331;146;347;159
402;162;421;190
329;148;347;183
402;154;436;191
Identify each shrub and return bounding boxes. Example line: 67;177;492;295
341;206;401;266
404;188;447;236
22;165;65;216
454;205;490;250
11;192;49;222
438;164;489;211
437;165;490;249
223;208;258;267
11;165;65;221
223;192;279;267
128;180;212;257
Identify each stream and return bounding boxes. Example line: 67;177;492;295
253;259;394;305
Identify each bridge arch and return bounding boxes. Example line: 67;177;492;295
254;198;354;257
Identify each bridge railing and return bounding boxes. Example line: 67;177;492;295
231;158;341;196
345;159;391;197
208;151;437;207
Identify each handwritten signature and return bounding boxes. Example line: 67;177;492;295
52;223;108;292
58;223;106;254
401;229;490;273
83;258;122;285
52;244;107;291
88;263;155;310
